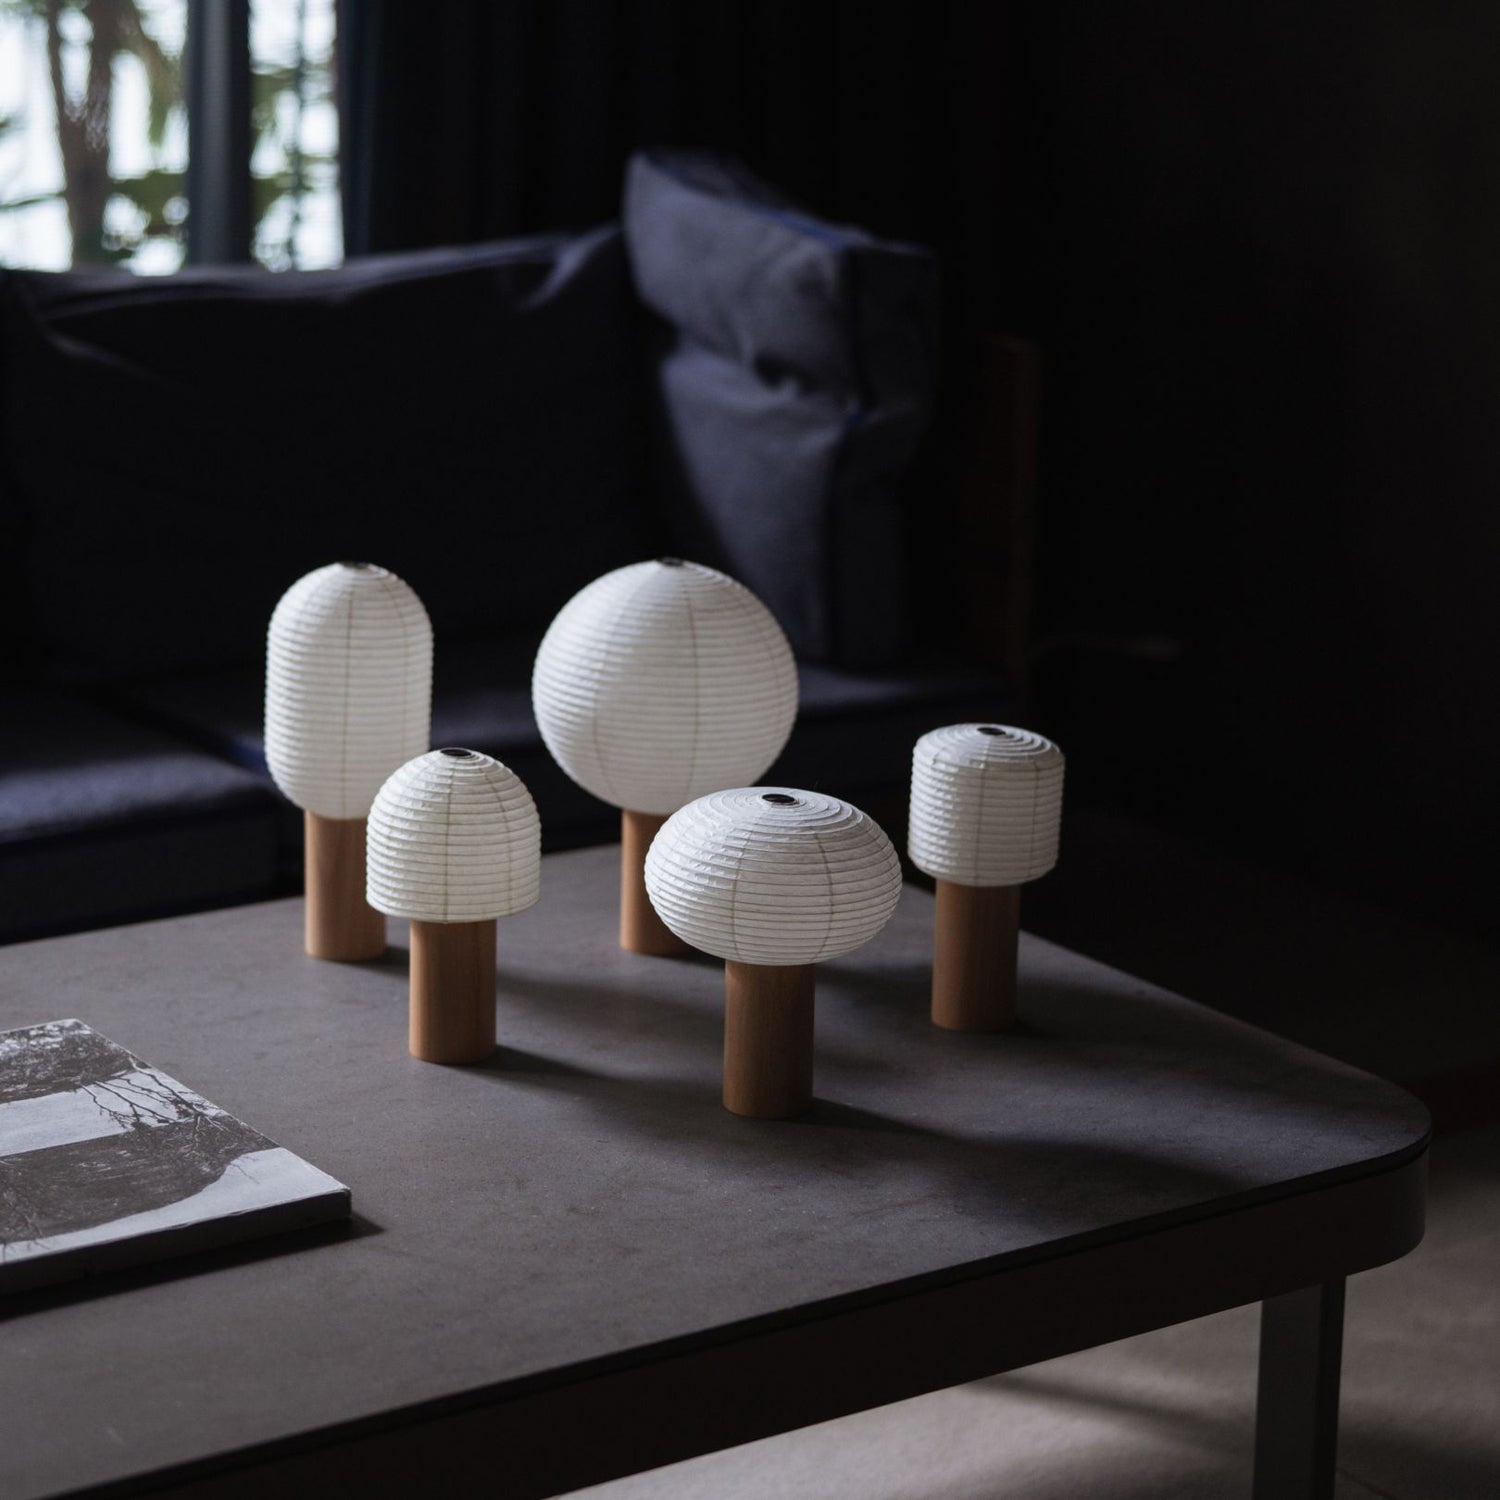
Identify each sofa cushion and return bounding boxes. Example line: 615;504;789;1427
0;226;651;682
114;639;1007;849
0;692;281;941
624;151;938;667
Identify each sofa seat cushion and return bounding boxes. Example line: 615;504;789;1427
624;150;938;667
0;226;652;682
113;639;1008;849
0;693;281;941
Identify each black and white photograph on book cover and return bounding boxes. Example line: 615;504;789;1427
0;1019;349;1293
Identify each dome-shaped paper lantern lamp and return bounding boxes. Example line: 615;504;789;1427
645;788;902;1118
266;562;432;962
908;724;1065;1033
533;558;798;957
367;748;541;1065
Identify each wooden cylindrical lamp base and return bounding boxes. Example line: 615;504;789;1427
408;919;497;1064
931;880;1021;1033
304;811;386;961
620;809;690;955
723;961;815;1119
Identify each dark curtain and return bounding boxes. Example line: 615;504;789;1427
335;2;1500;933
336;0;1020;333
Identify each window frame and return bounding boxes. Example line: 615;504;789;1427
184;0;251;264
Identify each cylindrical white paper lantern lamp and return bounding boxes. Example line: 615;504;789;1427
266;561;433;962
908;723;1065;1032
367;748;541;1064
645;788;902;1117
532;558;799;956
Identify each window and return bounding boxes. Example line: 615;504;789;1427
249;0;339;269
0;0;338;273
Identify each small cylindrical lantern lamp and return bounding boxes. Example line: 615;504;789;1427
908;724;1065;1033
367;748;541;1064
266;562;432;962
532;559;798;956
645;788;902;1118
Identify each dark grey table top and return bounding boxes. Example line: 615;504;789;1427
0;845;1428;1499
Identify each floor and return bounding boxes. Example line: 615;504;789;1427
571;811;1500;1500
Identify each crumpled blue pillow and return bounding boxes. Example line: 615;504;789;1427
624;150;938;665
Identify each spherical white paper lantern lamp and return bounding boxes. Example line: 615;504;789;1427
266;561;432;962
534;558;799;957
645;787;902;1118
908;723;1065;1032
367;748;541;1064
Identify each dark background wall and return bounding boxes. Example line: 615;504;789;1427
342;0;1498;937
1008;4;1500;937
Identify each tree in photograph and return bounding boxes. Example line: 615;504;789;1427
2;0;338;269
0;0;183;264
251;0;338;269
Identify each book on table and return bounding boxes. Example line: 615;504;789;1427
0;1018;349;1293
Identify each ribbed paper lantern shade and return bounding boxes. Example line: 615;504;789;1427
646;789;901;965
265;561;432;962
532;558;799;955
367;749;541;924
908;724;1065;1033
367;748;541;1065
266;562;432;819
645;788;902;1117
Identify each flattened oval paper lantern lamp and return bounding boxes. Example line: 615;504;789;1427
266;562;432;962
908;724;1065;1033
645;788;902;1118
532;558;798;956
367;748;541;1064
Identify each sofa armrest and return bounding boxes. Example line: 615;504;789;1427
919;333;1040;686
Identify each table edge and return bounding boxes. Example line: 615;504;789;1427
50;1124;1429;1500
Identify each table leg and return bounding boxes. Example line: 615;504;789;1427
1252;1279;1346;1500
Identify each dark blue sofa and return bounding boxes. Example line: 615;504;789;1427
0;152;1012;944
